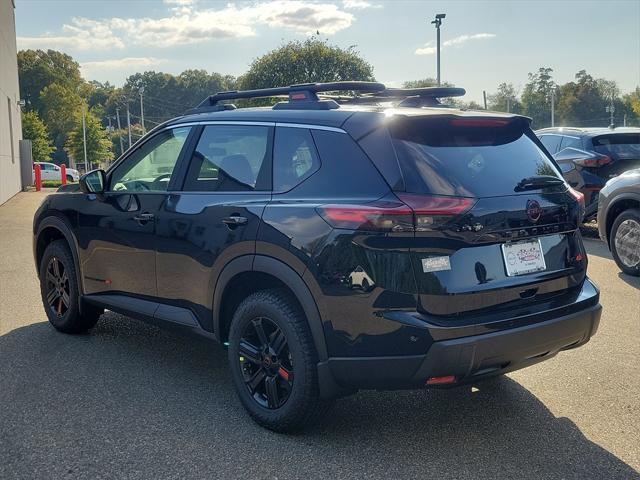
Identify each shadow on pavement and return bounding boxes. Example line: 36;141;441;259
1;313;638;480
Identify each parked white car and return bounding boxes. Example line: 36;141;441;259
33;162;80;182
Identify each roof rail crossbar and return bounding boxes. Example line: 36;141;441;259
196;81;386;109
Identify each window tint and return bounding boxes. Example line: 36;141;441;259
110;127;190;192
539;134;562;153
592;134;640;160
273;127;320;192
560;136;582;150
389;118;562;197
183;125;270;192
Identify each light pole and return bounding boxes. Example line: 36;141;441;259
139;86;146;134
431;13;446;86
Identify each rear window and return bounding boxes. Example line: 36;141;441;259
389;117;562;197
592;134;640;159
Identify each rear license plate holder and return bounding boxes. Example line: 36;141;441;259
501;238;546;276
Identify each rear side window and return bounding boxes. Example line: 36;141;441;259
539;135;561;153
183;125;270;192
592;134;640;160
389;118;562;197
560;136;583;150
273;127;320;192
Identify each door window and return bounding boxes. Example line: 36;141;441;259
273;127;320;192
109;127;191;192
183;125;270;191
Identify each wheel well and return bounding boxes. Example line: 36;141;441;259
606;199;640;242
217;271;302;344
35;226;66;272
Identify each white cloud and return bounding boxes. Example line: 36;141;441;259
18;17;124;51
342;0;379;9
18;1;357;53
415;33;496;56
80;57;168;83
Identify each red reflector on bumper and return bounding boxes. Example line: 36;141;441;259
426;375;456;385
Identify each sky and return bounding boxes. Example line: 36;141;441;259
14;0;640;104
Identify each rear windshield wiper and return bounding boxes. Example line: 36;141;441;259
515;175;565;192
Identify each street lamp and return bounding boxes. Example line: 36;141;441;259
431;13;446;86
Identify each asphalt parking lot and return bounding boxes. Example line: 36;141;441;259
1;190;638;480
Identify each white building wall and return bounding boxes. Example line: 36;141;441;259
0;0;22;204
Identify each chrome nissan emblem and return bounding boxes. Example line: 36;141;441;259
526;200;542;223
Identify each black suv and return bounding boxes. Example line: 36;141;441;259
536;127;640;219
33;83;602;432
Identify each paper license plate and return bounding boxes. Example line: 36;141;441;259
501;239;546;276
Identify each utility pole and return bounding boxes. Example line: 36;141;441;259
431;13;446;86
506;97;511;113
606;95;615;128
116;108;124;156
550;89;555;127
126;104;132;148
139;86;146;134
483;90;487;110
107;116;113;165
82;106;88;170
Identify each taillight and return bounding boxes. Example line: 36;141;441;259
318;202;414;232
573;154;612;167
318;194;476;232
568;186;585;221
397;193;476;231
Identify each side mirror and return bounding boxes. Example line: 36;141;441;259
79;169;106;194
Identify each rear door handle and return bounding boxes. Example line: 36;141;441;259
222;215;248;226
133;213;155;223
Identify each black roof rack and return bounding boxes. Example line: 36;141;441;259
323;87;466;107
185;83;466;114
187;81;385;114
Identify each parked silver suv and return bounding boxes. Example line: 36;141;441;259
597;168;640;276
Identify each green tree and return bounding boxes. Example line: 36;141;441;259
39;83;85;164
240;38;374;91
18;49;83;114
521;67;556;128
488;83;521;113
402;78;454;88
21;111;55;162
64;110;113;169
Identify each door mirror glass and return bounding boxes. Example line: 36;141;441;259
80;169;106;194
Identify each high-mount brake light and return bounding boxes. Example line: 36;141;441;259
449;118;511;127
318;195;475;232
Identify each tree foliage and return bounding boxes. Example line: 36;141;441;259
488;83;521;114
21;111;55;162
64;110;113;169
240;38;374;90
18;50;84;114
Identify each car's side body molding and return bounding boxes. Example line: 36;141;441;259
211;254;328;362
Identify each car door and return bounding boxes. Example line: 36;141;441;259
41;163;57;181
76;126;192;297
154;123;273;331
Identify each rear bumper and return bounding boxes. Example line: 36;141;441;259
318;279;601;396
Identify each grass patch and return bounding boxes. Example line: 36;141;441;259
41;180;78;188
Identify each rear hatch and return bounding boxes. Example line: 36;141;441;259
591;132;640;178
387;115;586;318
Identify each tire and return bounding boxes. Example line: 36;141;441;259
228;288;331;432
610;208;640;277
361;278;370;291
66;174;74;182
39;239;103;333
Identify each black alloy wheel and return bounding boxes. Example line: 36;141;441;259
238;317;293;409
45;256;71;318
